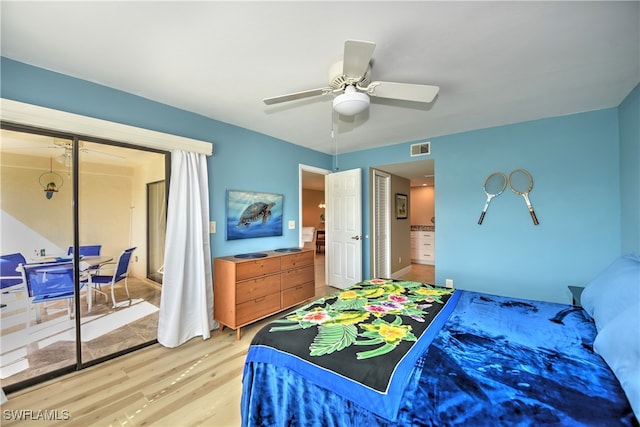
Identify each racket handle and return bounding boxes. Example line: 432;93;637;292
529;208;539;225
478;211;486;225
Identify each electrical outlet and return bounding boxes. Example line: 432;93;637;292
445;279;454;288
288;220;295;229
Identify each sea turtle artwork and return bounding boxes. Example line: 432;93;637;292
227;190;283;240
237;202;276;227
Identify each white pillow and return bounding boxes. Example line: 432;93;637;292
581;253;640;331
593;304;640;420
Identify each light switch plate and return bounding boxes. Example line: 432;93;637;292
288;220;295;229
209;221;216;234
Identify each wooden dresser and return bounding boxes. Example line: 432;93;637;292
213;248;315;339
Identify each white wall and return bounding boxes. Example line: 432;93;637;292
410;186;435;226
1;151;165;279
1;153;73;257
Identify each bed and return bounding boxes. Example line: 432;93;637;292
241;254;639;426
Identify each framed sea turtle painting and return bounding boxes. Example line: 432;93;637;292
226;190;283;240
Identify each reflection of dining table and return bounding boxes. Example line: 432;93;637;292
17;255;114;313
79;255;113;271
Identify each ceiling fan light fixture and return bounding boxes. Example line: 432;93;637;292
332;85;369;116
56;153;72;168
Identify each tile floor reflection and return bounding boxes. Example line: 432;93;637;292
1;277;161;388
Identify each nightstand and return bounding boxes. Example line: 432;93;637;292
568;286;585;307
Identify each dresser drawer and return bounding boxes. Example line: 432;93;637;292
236;292;281;325
236;273;281;304
280;251;314;269
281;265;314;289
282;282;314;308
417;252;434;261
416;232;434;241
236;257;281;281
418;241;434;249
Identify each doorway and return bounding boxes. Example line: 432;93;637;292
299;164;330;292
372;159;435;283
147;180;166;284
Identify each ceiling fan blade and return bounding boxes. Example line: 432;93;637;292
83;149;125;160
366;81;440;103
263;87;332;105
342;40;376;79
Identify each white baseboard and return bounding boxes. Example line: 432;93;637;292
390;265;412;279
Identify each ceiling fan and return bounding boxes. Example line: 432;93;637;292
52;140;125;167
263;40;440;116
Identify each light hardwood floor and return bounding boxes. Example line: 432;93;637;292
1;259;434;426
2;320;262;426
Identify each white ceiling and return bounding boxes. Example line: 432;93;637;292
1;1;638;179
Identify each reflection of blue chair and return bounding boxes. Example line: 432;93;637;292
22;261;84;323
86;247;136;308
68;245;102;273
1;253;27;309
1;253;26;291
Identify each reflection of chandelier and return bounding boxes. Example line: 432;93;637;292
39;158;64;199
318;202;326;208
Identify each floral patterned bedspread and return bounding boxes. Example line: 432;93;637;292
242;290;637;427
245;279;460;420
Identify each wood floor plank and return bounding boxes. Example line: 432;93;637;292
72;392;150;427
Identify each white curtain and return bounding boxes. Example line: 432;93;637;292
158;150;215;348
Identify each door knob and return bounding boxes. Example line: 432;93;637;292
351;235;361;240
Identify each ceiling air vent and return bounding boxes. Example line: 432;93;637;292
410;141;430;157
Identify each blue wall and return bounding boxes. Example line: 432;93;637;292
618;83;640;254
208;128;330;255
2;58;637;304
0;58;332;257
339;108;630;303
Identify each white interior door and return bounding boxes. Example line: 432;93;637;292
326;168;362;289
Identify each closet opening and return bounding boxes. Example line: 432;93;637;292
371;159;435;284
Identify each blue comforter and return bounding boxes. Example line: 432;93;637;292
241;290;637;426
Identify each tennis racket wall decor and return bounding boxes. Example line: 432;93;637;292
478;172;507;224
508;168;539;225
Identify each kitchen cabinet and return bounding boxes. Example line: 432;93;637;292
411;231;435;265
